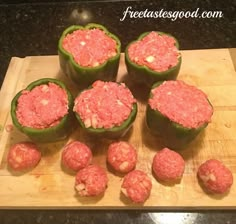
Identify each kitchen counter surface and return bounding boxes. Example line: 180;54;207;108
0;0;236;223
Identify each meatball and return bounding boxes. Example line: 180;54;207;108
197;159;233;194
121;170;152;203
7;142;41;171
107;141;137;173
75;164;108;197
152;148;185;182
61;141;92;172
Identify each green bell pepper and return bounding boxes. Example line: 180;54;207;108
11;78;76;143
58;23;121;89
125;31;181;87
146;82;211;149
74;83;138;139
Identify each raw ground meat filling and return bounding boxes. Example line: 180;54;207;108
149;80;213;129
152;148;185;182
121;170;152;203
75;164;108;196
107;141;137;173
128;31;180;72
16;83;68;129
61;141;92;172
7;142;41;171
62;28;117;67
197;159;233;194
74;81;136;129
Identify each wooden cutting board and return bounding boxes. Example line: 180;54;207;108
0;49;236;209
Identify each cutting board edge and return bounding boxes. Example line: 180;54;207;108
0;57;28;163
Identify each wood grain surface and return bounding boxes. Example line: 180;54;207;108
0;49;235;209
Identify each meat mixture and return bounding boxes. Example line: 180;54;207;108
74;80;136;129
7;142;41;171
197;159;233;194
16;83;68;129
121;170;152;203
128;31;180;72
62;28;117;67
61;141;92;172
149;80;213;129
152;148;185;182
75;164;108;196
107;141;137;173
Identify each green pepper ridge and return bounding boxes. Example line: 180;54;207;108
11;78;76;143
125;31;182;87
58;23;121;88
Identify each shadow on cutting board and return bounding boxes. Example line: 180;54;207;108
141;116;206;158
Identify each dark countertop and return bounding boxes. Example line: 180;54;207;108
0;0;236;223
0;210;236;224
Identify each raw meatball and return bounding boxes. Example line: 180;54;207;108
121;170;152;203
61;141;92;172
197;159;233;194
152;148;185;182
107;141;137;173
7;142;41;171
75;164;108;196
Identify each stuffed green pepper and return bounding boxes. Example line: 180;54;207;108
73;80;137;139
11;78;76;142
58;23;121;88
125;31;181;87
146;80;213;149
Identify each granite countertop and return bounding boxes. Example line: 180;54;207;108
0;0;236;223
